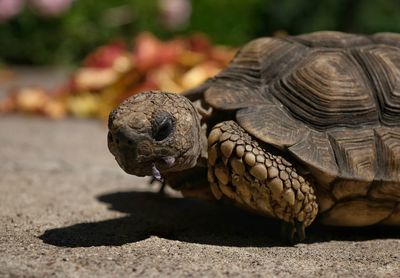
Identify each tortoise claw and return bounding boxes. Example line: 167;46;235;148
149;177;167;195
157;181;167;195
280;220;306;245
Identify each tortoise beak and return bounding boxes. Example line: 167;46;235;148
107;128;152;177
108;128;176;177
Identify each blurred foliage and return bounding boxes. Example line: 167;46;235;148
0;0;400;65
258;0;400;35
0;33;236;119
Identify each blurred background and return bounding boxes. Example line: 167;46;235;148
1;0;400;65
1;0;400;119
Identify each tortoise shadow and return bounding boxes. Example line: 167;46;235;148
39;190;400;248
39;191;283;247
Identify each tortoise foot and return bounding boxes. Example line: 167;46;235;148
207;121;319;241
149;177;167;195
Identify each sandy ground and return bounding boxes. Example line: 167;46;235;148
0;116;399;278
1;69;400;277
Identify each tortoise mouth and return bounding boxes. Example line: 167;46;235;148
115;154;175;178
109;142;175;178
108;129;177;179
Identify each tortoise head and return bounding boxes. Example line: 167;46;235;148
108;91;204;178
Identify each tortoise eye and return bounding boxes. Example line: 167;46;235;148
153;116;174;141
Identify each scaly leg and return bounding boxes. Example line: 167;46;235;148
207;121;318;244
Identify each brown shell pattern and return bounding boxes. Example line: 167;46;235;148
203;31;400;224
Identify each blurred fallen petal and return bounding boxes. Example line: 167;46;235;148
43;99;67;119
134;33;162;72
112;55;133;73
121;78;158;101
0;95;17;113
84;40;128;69
16;88;49;113
67;93;100;118
188;33;212;53
1;32;235;120
151;65;183;93
180;62;221;90
210;46;236;65
178;51;206;67
74;68;118;91
134;33;185;72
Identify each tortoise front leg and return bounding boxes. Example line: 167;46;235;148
207;121;318;244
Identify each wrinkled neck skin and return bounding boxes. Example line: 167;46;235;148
174;99;211;171
191;98;214;168
196;121;209;167
165;99;207;173
163;106;210;192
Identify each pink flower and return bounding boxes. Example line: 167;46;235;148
159;0;191;30
29;0;74;16
0;0;24;22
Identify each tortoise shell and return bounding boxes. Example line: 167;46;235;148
194;31;400;226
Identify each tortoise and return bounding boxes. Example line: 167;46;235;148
107;31;400;243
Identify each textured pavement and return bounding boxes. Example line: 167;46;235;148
1;68;400;277
1;115;400;277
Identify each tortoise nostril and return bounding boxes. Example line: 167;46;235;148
110;127;140;149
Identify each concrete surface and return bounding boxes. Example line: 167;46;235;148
0;115;399;277
0;67;70;96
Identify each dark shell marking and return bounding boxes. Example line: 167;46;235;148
201;31;400;226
